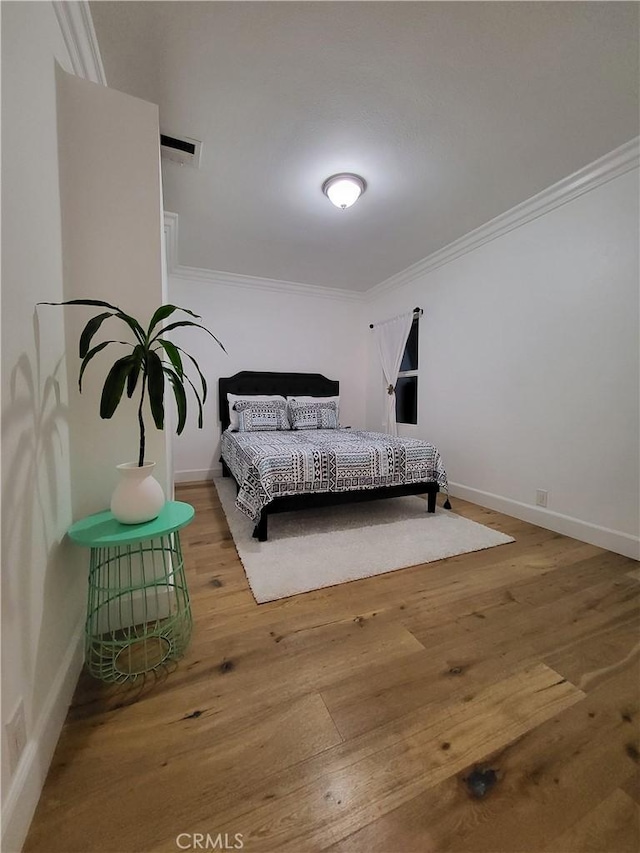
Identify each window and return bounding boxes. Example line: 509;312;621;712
396;316;419;424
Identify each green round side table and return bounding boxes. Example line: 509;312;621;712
68;501;195;683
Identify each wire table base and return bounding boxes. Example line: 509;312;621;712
86;534;192;682
68;501;195;683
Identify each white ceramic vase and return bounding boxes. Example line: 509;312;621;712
110;461;165;524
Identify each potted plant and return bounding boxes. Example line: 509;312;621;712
38;298;224;523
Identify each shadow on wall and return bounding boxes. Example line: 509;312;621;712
1;311;85;725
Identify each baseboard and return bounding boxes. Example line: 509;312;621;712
174;466;221;484
449;482;639;561
1;620;85;853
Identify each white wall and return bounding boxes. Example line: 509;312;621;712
1;4;83;850
168;273;367;480
366;167;640;559
56;68;169;512
1;6;168;850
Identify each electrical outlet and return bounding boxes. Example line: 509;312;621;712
536;489;548;508
5;700;27;775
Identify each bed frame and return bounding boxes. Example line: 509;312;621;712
218;371;439;541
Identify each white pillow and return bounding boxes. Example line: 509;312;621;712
286;395;340;421
227;394;286;431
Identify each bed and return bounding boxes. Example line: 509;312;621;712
218;371;449;541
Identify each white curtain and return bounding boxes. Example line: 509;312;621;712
373;311;414;435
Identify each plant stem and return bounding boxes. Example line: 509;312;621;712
137;374;146;467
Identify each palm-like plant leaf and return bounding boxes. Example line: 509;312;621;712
79;340;129;391
173;345;208;402
38;300;224;465
180;369;204;428
39;298;122;311
79;313;114;357
147;304;200;337
126;345;144;398
100;355;137;419
155;339;183;377
150;320;226;352
146;350;165;430
170;345;207;403
164;367;188;434
38;299;146;344
116;313;146;344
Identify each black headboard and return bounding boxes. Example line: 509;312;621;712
218;371;339;431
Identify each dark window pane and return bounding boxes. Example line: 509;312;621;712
396;376;417;424
400;318;419;372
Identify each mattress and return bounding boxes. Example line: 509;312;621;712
220;428;449;522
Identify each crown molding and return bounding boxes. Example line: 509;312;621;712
165;138;638;304
163;211;364;303
369;137;640;300
53;1;106;85
171;264;365;303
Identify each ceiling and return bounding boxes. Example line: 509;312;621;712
91;2;639;292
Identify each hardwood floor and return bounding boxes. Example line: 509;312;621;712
24;483;640;853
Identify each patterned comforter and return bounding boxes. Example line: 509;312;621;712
220;428;449;522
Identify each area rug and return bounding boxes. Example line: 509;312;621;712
214;477;515;603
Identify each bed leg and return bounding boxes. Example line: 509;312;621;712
253;510;268;542
221;459;231;478
427;489;437;514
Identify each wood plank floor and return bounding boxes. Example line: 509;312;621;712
24;483;640;853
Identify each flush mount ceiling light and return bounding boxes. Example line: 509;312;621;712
322;173;366;210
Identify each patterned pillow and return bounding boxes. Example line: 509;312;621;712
289;400;339;430
227;394;286;431
234;399;291;431
287;395;340;422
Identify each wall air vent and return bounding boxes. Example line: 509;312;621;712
160;133;202;168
